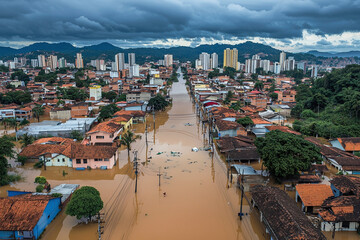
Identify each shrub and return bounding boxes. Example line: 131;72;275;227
36;184;44;192
35;176;47;184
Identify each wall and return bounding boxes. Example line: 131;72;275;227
46;154;72;167
88;131;115;145
33;198;61;239
50;110;71;120
321;221;359;231
72;152;117;169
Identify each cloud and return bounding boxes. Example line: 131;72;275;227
0;0;360;51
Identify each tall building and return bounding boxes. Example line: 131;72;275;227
31;59;39;68
75;53;84;69
164;54;173;67
49;55;58;70
115;53;125;71
260;59;271;73
129;64;140;77
311;66;318;78
285;57;295;71
199;52;210;70
279;51;286;72
38;55;46;68
211;53;218;69
128;53;136;66
223;48;238;70
274;62;281;74
58;58;66;68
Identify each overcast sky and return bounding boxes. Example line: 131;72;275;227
1;0;360;52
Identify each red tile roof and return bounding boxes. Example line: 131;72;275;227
0;194;54;231
296;184;333;207
87;121;122;134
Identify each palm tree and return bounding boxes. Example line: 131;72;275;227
120;131;139;156
20;133;34;148
32;104;44;122
7;118;20;141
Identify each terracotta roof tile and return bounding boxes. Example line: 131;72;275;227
88;121;122;134
296;184;333;207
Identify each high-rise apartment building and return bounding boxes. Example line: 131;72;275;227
223;48;238;70
285;57;295;71
199;52;211;70
211;53;218;69
128;53;136;66
75;53;84;69
164;54;173;67
31;59;39;68
279;51;286;72
38;55;46;68
49;55;58;70
115;53;125;71
58;58;67;68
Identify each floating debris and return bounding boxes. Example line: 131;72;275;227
192;147;199;152
157;152;165;155
184;123;194;126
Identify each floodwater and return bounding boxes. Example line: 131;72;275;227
0;69;358;240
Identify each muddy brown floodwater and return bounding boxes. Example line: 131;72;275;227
1;69;358;240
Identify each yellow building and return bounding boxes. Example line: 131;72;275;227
223;48;239;70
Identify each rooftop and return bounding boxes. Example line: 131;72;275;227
296;184;333;207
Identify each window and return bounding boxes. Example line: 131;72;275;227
95;159;98;162
342;221;350;228
104;158;109;161
83;159;88;164
76;159;81;164
96;136;104;139
57;159;60;162
98;159;103;161
62;158;65;162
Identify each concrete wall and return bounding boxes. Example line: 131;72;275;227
46;154;72;167
321;221;359;232
50;110;71;120
33;198;61;239
72;151;118;169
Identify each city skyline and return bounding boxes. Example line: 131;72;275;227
1;0;360;52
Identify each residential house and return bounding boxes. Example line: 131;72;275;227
86;121;123;145
215;120;246;138
15;107;32;120
126;90;152;102
111;115;133;130
251;118;272;137
295;184;334;214
265;126;301;135
319;196;360;232
0;194;61;240
251;185;326;240
50;108;71;120
330;137;360;154
65;143;118;170
114;110;146;123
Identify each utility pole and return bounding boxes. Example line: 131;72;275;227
133;151;138;193
97;212;105;240
145;122;148;148
157;167;162;187
238;170;245;220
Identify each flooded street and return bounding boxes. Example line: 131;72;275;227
1;69;358;240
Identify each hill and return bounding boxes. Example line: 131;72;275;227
0;41;317;64
307;50;360;58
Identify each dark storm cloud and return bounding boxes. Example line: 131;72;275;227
1;0;360;42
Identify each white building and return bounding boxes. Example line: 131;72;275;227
164;54;173;67
279;51;286;72
38;55;46;68
129;64;140;77
89;85;102;101
58;58;67;68
199;52;211;70
211;53;218;69
115;53;125;71
128;53;136;66
274;62;281;74
31;59;39;68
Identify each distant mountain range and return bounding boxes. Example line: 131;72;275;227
306;50;360;58
0;41;320;64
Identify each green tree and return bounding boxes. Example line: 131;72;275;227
229;101;242;111
269;92;278;101
0;135;15;186
66;186;103;221
116;94;126;102
103;91;118;102
255;130;322;181
70;130;84;141
224;91;233;104
120;131;139;155
148;94;169;111
32;104;45;122
20;133;35;147
236;117;254;128
254;81;264;91
98;104;120;121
